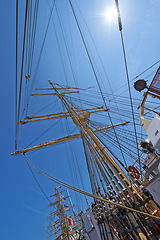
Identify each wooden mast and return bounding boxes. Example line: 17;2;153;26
47;187;80;239
48;81;139;198
13;83;160;238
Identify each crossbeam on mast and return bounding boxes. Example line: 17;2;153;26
48;223;80;238
47;205;75;219
67;213;78;219
19;107;107;124
48;223;79;238
35;88;70;90
50;190;65;198
46;213;77;231
11;121;129;155
48;227;61;237
47;224;61;233
48;196;70;207
30;91;79;96
47;213;78;233
25;107;103;119
46;220;61;230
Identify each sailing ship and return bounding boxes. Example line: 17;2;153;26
12;0;160;239
46;186;82;239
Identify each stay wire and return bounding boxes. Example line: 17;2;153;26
114;0;142;177
32;98;58;116
24;0;29;76
66;95;140;122
65;130;88;208
82;136;97;196
87;140;108;195
55;2;82;108
47;0;69;86
27;0;32;74
88;120;142;149
73;0;129;141
16;0;29;149
98;131;143;163
24;117;63;149
60;103;83;210
69;0;128;168
22;1;30;120
85;138;100;195
96;131;137;168
29;0;39;74
23;5;30;119
15;0;18;149
114;59;160;94
27;0;33;74
29;0;56;95
84;135;110;197
82;130;124;198
25;0;40;116
25;156;52;204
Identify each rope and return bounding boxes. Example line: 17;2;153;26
16;0;29;149
25;0;39;117
24;118;63;149
29;0;56;95
29;0;39;74
25;159;52;204
54;2;83;108
68;0;128;168
115;0;142;177
15;0;18;149
24;155;160;221
114;59;160;94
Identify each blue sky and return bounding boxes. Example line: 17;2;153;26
1;0;160;240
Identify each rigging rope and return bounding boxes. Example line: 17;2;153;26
114;59;160;94
48;1;69;87
54;1;83;108
29;0;39;75
24;117;63;149
15;0;18;149
24;154;160;221
60;102;84;210
24;0;40;118
73;0;129;143
22;0;30;120
68;0;128;168
16;0;29;149
26;159;52;204
115;0;142;177
29;0;56;95
65;121;89;208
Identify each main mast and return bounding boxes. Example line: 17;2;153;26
48;82;160;239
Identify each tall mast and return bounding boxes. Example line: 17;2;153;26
48;81;160;240
54;186;69;239
47;187;81;239
48;81;139;197
12;82;160;239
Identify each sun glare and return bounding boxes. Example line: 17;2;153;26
106;7;117;22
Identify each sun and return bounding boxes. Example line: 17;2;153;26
106;7;118;22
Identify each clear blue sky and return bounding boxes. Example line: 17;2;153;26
1;0;160;240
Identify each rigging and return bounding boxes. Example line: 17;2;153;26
24;155;160;221
16;0;29;150
115;0;142;177
69;0;128;168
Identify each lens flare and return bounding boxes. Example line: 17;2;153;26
106;7;117;22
